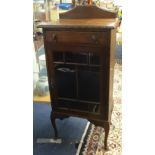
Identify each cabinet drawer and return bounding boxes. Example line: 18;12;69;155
45;31;106;45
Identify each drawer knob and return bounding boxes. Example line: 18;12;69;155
52;34;57;42
91;35;98;43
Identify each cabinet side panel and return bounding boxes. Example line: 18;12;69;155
108;29;116;121
43;29;59;107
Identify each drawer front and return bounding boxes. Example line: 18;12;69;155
45;31;106;45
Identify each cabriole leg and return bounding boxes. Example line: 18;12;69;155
104;122;110;150
50;111;58;139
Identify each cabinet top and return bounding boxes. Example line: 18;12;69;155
38;5;119;30
38;18;119;30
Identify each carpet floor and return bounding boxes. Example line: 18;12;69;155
33;103;88;155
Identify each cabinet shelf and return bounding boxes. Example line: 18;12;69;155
58;97;100;105
53;61;101;67
55;98;100;113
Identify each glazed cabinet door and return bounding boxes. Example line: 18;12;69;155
44;31;109;119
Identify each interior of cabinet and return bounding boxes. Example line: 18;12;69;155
52;50;101;113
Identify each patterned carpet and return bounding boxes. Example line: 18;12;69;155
78;63;122;155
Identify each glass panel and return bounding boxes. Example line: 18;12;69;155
78;70;99;102
53;51;101;113
55;64;76;99
53;52;63;62
90;53;100;65
65;52;88;64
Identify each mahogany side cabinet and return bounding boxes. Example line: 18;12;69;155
39;5;119;149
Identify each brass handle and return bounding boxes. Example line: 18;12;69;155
52;34;57;42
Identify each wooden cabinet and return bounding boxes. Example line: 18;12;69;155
39;5;119;150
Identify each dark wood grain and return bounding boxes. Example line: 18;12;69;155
45;31;106;45
59;5;117;19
